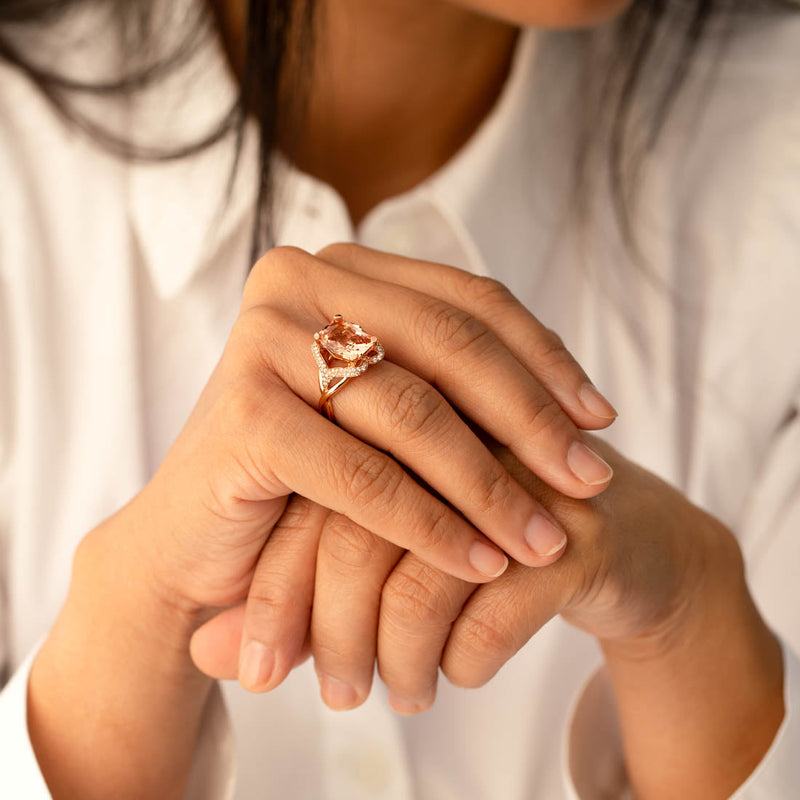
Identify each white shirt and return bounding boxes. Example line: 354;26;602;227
1;10;800;799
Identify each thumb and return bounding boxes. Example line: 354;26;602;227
190;605;312;681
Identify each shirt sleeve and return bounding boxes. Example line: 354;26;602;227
562;643;800;800
0;643;238;800
562;395;800;799
0;253;237;800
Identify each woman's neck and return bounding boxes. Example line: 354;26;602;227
214;0;518;226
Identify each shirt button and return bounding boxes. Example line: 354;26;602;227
337;744;393;795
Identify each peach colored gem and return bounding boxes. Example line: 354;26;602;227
319;319;374;361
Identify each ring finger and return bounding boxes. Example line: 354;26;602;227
311;513;402;710
377;552;473;714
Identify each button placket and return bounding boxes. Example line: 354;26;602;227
320;681;414;800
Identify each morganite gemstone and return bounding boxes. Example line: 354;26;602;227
319;319;374;361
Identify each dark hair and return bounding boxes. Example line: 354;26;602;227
0;0;795;268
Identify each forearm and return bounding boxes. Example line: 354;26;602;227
27;498;214;800
601;523;784;800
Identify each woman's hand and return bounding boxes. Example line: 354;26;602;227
194;436;783;800
27;244;617;799
193;436;704;700
136;242;617;618
361;440;783;799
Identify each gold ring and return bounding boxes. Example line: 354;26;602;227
312;315;385;423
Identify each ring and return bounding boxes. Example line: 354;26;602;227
312;314;385;422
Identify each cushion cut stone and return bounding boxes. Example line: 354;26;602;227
318;319;375;361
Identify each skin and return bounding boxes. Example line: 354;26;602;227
194;248;785;800
25;2;784;800
213;0;523;224
28;248;617;799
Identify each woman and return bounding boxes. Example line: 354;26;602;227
0;0;798;797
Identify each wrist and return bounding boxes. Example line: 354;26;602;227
600;510;744;664
29;500;215;800
599;515;784;799
73;497;209;669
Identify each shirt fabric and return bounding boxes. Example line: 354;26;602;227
1;9;800;799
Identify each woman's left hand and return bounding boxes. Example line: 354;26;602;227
190;247;784;798
190;433;727;704
193;433;784;799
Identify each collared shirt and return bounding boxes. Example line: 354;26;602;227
1;9;800;799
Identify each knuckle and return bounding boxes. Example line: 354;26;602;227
229;305;289;372
244;245;309;303
522;395;567;441
472;467;515;517
247;581;299;623
459;613;515;655
310;635;361;667
382;378;446;445
464;274;515;308
339;450;404;510
382;567;451;627
413;503;452;553
315;241;364;262
420;302;493;360
274;495;320;533
210;379;292;498
533;327;571;369
319;514;380;571
561;506;617;608
448;613;516;674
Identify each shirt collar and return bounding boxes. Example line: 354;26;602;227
127;23;259;300
423;26;540;271
353;26;548;289
128;23;543;299
351;26;541;281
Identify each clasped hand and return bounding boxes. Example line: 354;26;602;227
142;243;722;713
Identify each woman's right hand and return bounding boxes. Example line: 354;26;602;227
134;243;617;617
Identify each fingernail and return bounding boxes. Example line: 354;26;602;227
318;673;359;710
388;691;433;715
239;641;275;691
524;514;567;556
468;541;509;578
579;382;618;420
567;441;614;486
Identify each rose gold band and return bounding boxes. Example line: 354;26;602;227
317;376;351;421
